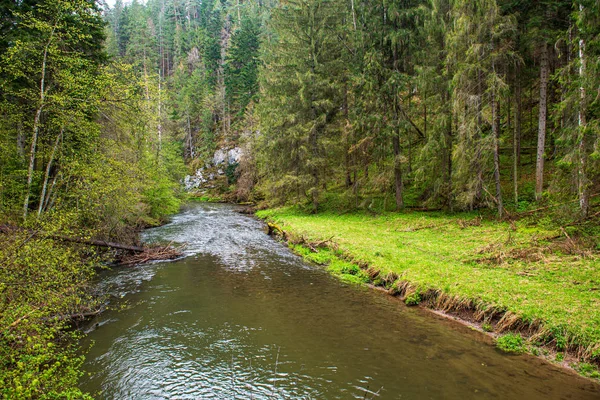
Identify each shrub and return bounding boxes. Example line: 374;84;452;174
496;333;525;353
404;292;421;306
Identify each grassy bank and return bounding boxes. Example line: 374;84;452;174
257;207;600;376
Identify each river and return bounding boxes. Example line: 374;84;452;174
80;203;600;399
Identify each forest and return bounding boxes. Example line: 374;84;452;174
98;0;600;218
0;0;599;397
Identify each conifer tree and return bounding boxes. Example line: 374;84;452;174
257;0;343;211
447;0;515;215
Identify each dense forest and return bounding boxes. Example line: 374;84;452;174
0;0;599;396
99;0;599;217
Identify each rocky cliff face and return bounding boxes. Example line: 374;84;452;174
184;147;242;191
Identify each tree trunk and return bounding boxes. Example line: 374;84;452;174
473;63;484;208
37;127;63;216
43;172;59;212
23;27;55;220
0;225;146;253
535;42;549;201
350;0;357;31
492;87;503;218
393;129;404;210
447;110;453;211
309;9;319;213
513;65;522;206
577;8;589;217
343;84;352;188
157;74;163;156
186;113;193;159
393;97;404;211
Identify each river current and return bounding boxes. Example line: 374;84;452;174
80;203;600;399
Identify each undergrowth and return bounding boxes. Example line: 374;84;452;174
497;334;525;353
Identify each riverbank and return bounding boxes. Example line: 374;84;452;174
0;211;181;398
256;207;600;380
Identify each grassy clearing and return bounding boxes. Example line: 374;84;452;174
257;207;600;370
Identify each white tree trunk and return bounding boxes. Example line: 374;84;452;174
23;27;55;219
37;127;63;216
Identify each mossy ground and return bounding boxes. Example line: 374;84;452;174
256;206;600;375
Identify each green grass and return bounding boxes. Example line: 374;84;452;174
576;363;600;379
257;206;600;363
289;244;371;284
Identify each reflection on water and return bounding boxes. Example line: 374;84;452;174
80;203;600;399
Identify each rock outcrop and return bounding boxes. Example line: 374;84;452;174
184;146;242;191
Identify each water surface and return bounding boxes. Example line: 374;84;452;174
80;203;600;399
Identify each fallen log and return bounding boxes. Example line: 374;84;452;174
1;224;185;265
0;224;145;252
52;235;146;252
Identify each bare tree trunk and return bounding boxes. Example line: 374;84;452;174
577;7;589;217
392;97;404;210
473;62;484;209
535;42;549;201
447;113;453;211
37;127;63;216
343;84;352;188
16;123;25;158
0;225;147;253
186;113;194;159
23;27;55;220
309;9;319;213
393;128;404;210
43;172;59;212
157;73;163;156
350;0;357;31
529;86;534;165
513;65;522;206
492;84;503;218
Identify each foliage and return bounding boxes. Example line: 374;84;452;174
575;363;600;379
0;0;185;396
404;292;422;306
496;333;525;353
0;228;98;399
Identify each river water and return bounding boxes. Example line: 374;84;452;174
80;203;600;399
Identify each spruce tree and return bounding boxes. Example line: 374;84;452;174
257;0;343;210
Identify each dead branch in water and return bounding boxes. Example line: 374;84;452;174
119;243;184;266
